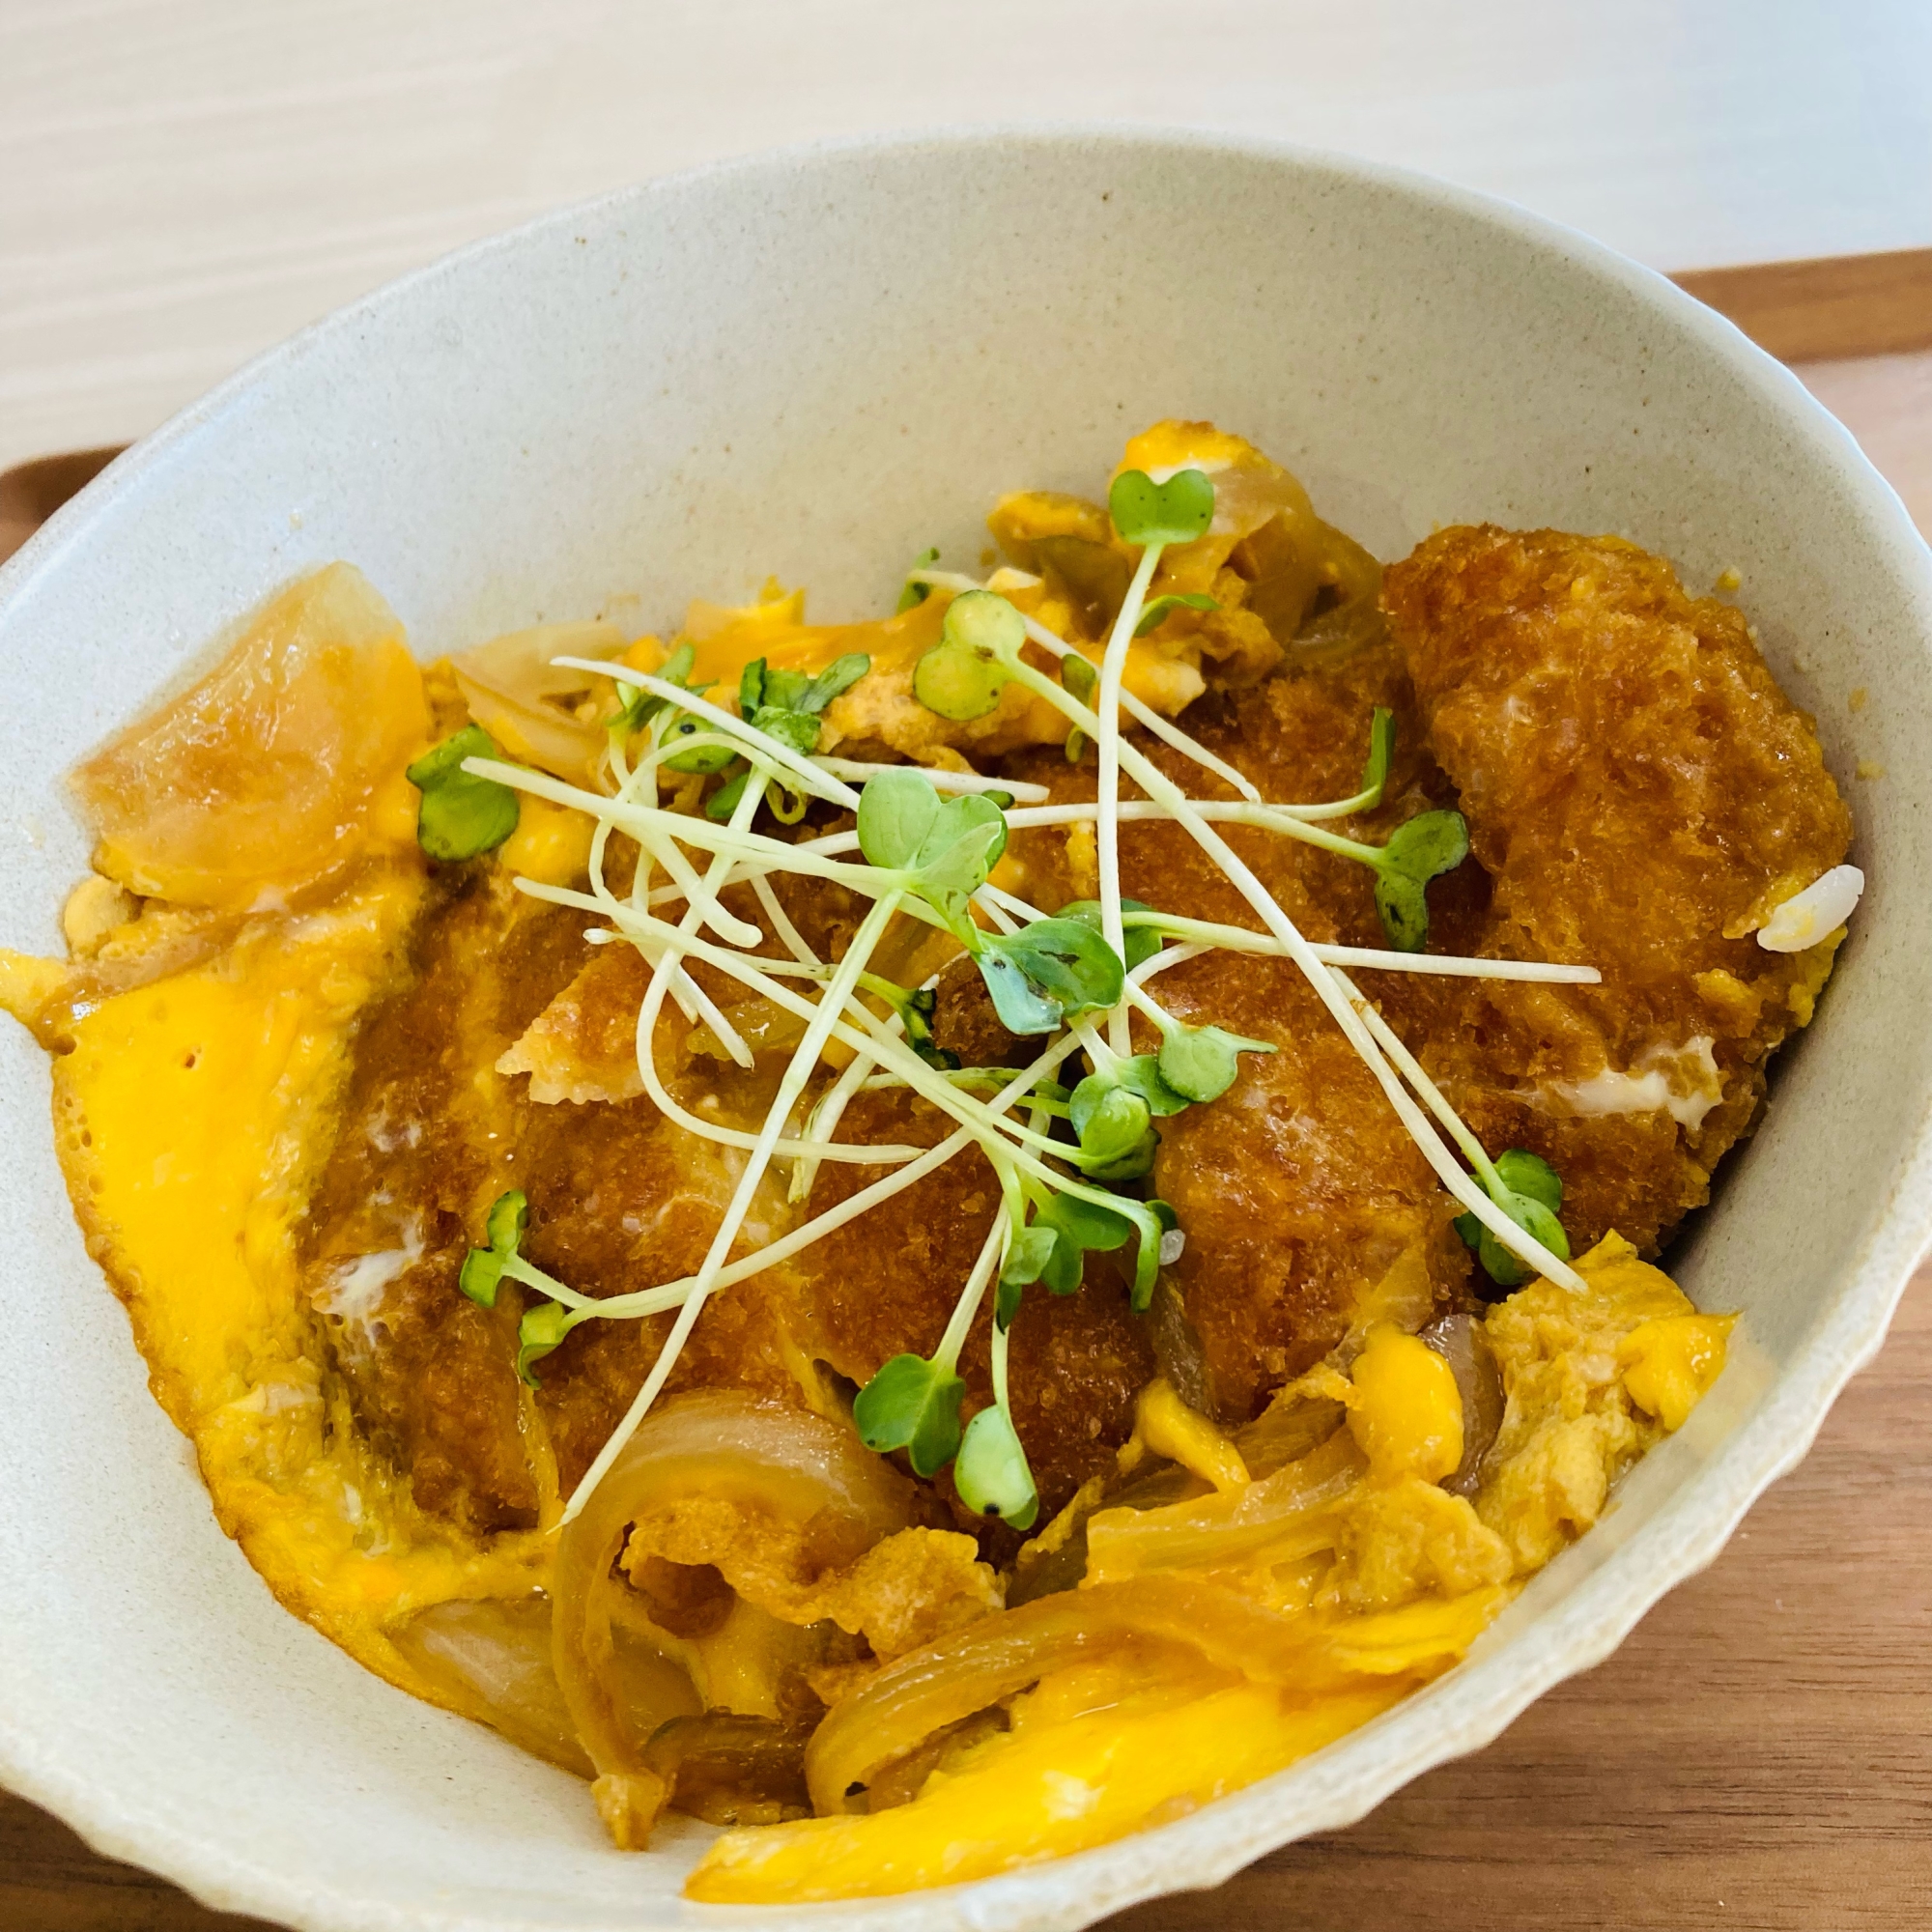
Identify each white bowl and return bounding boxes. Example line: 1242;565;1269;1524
2;128;1928;1932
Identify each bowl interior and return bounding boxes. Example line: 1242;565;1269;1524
2;129;1928;1932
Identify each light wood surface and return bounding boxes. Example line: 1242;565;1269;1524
1;263;1927;1928
1676;249;1932;363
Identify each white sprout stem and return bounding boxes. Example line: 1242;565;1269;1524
527;881;1078;1167
582;753;752;1051
1026;617;1261;805
1122;911;1602;985
638;759;769;1070
748;869;819;969
933;1212;1010;1372
608;773;917;1164
1096;541;1166;1055
1110;733;1585;1292
791;1040;887;1203
468;756;899;903
817;757;1049;803
567;1031;1088;1328
911;566;1264;806
1335;971;1503;1195
546;658;861;809
559;889;903;1524
1008;797;1384;833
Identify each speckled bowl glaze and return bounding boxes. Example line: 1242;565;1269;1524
1;128;1927;1932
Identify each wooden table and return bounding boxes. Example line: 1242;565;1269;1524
2;257;1928;1931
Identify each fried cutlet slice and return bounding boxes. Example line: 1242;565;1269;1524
1000;628;1479;1422
1379;526;1853;1256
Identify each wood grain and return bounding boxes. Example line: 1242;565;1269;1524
1674;250;1932;362
2;275;1928;1930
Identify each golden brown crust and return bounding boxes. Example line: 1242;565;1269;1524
1379;526;1853;1253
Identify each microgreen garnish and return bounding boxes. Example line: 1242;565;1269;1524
1107;469;1216;547
607;640;700;735
407;724;521;862
954;1395;1037;1527
698;652;872;820
1061;896;1163;971
1360;705;1395;806
896;546;941;613
1060;653;1098;761
858;975;959;1069
1155;1022;1274;1103
854;768;1124;1037
912;589;1021;722
1133;591;1218;638
975;919;1124;1036
1454;1149;1570;1290
457;1190;595;1387
853;1350;966;1476
456;450;1601;1528
1369;810;1470;952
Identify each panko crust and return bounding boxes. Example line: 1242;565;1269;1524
1380;526;1852;1254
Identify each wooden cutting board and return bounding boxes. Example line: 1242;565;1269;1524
3;253;1928;1932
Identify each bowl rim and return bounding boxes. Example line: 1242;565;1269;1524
3;118;1929;1932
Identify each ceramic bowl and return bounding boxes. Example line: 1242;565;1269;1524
2;128;1927;1932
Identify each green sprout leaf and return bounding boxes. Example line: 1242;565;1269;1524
860;976;959;1070
607;640;697;733
856;771;1011;942
1455;1149;1570;1291
997;1224;1061;1325
1155;1023;1275;1104
1111;1053;1192;1117
975;916;1125;1035
896;546;940;613
1082;1129;1160;1181
1060;652;1098;760
853;1353;965;1478
1108;468;1216;548
741;652;870;722
1371;809;1470;952
1133;591;1219;638
747;705;823;755
856;767;941;869
407;724;521;863
660;716;740;774
1058;896;1164;972
953;1404;1038;1528
1068;1076;1152;1164
704;769;752;822
457;1187;529;1308
1005;1189;1139;1307
1360;706;1395;806
516;1301;570;1387
1112;1195;1179;1311
912;589;1026;722
458;1190;587;1385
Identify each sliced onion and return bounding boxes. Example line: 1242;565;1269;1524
1082;1430;1363;1585
641;1713;813;1827
1421;1312;1505;1496
551;1391;912;1778
804;1568;1431;1816
390;1594;591;1776
451;619;632;781
807;1571;1514;1820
